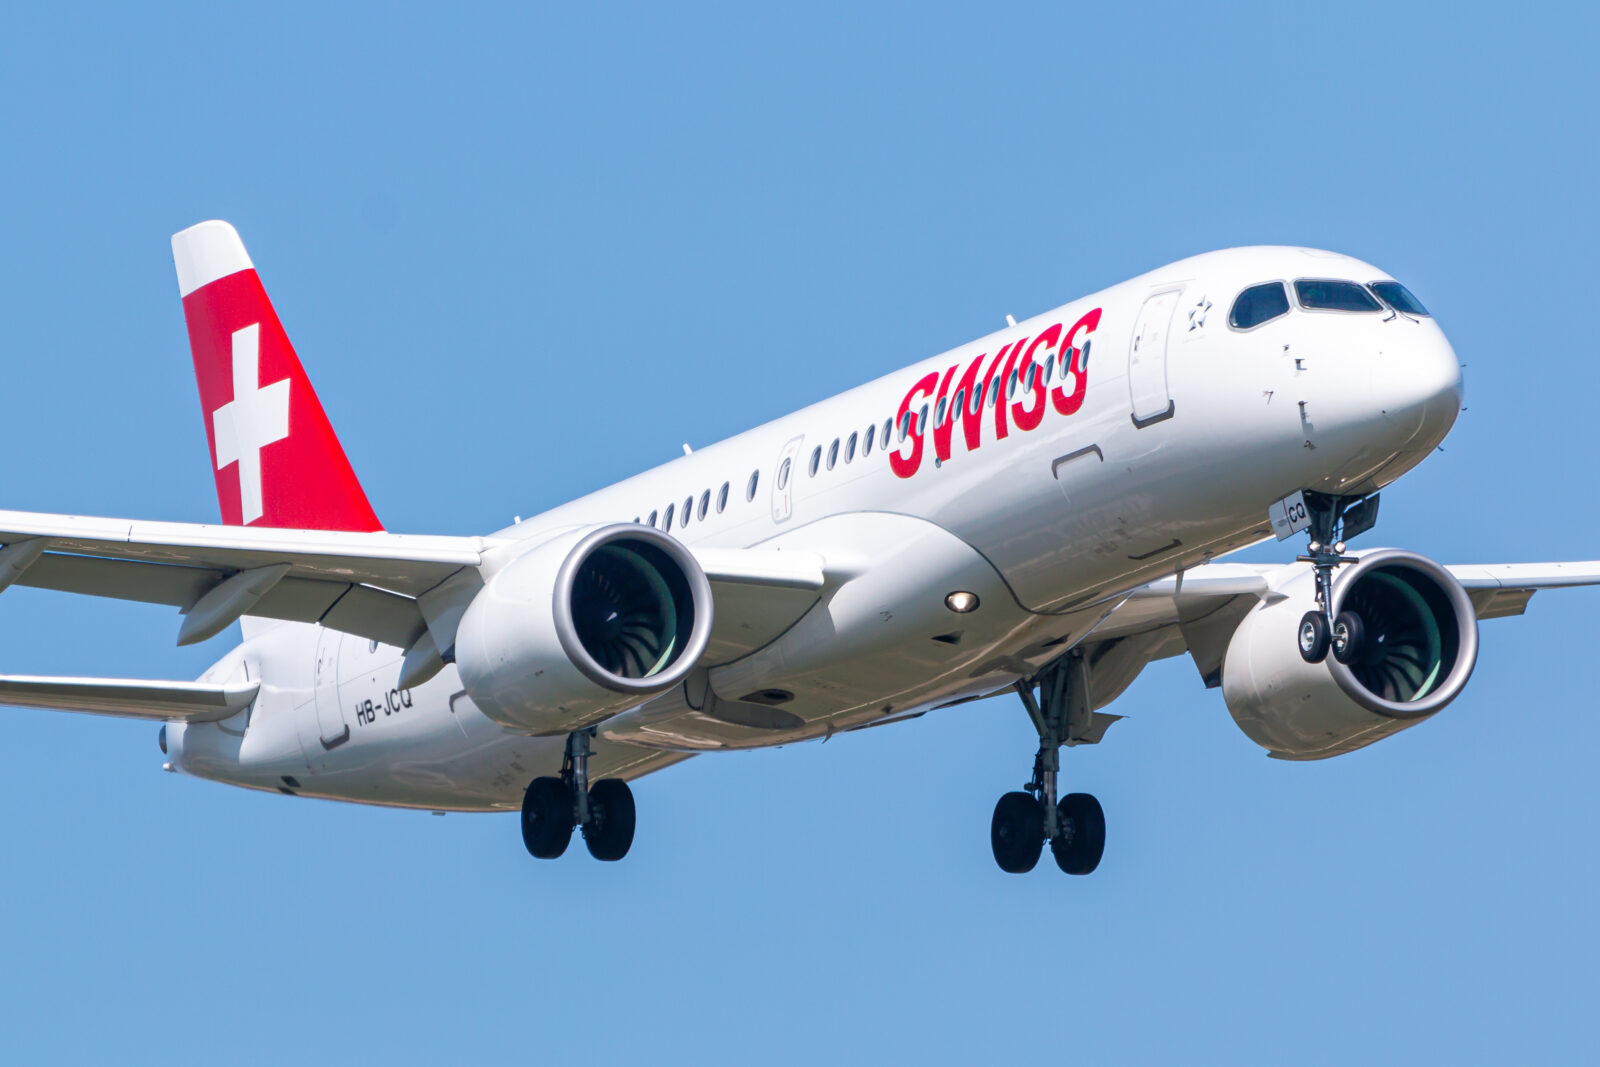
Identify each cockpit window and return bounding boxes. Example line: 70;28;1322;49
1370;280;1429;316
1294;279;1382;312
1228;282;1291;329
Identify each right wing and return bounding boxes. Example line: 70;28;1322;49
0;509;499;650
0;509;831;667
0;674;259;722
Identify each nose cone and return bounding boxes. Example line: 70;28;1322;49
1373;322;1462;452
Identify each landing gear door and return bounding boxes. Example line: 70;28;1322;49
312;628;349;750
1128;289;1181;428
770;435;804;523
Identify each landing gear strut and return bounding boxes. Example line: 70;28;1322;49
991;650;1107;876
520;728;637;862
1295;490;1379;665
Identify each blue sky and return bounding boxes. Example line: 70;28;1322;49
1;3;1596;1063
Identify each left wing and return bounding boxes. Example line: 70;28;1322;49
1074;557;1600;712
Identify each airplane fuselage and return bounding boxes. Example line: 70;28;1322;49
167;245;1463;810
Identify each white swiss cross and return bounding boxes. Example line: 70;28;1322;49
212;323;290;524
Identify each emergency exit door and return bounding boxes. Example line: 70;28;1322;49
312;628;349;749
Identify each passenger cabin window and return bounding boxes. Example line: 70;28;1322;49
809;447;821;477
1229;282;1291;329
882;418;892;446
1370;280;1429;316
717;482;729;512
648;509;658;527
1295;279;1381;312
662;503;675;529
778;458;791;490
746;470;759;501
682;496;692;527
863;424;875;455
827;438;839;470
845;432;857;463
698;490;710;520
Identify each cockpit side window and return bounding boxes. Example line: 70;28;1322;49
1370;280;1429;316
1294;279;1382;312
1228;282;1291;329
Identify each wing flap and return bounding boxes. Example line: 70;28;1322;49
0;674;259;722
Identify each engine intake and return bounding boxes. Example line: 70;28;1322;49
1328;552;1476;717
456;524;713;735
1222;550;1478;759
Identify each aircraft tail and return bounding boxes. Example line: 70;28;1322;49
171;220;382;532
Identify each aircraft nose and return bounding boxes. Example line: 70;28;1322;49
1373;323;1462;450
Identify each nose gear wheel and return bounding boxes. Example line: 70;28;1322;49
1295;491;1380;665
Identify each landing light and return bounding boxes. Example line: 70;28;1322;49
945;591;980;614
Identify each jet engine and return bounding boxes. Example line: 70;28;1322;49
455;524;713;735
1221;550;1478;759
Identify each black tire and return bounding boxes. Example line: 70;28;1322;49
1332;611;1365;665
990;791;1044;874
584;778;637;862
1298;610;1331;663
521;777;574;859
1051;792;1106;875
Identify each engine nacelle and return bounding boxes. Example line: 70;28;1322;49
455;524;713;735
1221;550;1479;760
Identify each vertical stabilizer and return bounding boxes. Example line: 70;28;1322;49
172;220;382;532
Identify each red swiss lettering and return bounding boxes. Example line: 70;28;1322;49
1011;329;1052;432
890;372;939;479
1051;308;1101;417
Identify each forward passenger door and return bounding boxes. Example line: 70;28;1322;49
1129;289;1181;427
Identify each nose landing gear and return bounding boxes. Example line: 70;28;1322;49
520;729;637;862
991;650;1107;876
1295;491;1378;665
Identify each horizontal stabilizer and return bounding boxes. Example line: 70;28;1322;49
0;674;259;722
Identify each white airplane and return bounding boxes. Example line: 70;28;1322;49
4;221;1593;875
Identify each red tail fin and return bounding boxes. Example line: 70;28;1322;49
172;221;381;532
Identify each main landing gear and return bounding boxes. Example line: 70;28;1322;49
991;650;1107;876
1295;491;1380;666
521;729;637;862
